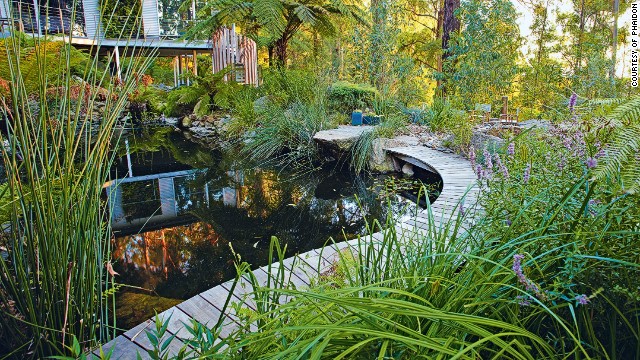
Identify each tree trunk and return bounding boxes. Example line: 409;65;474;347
441;0;460;96
610;0;620;87
274;37;288;68
268;45;274;68
575;0;586;76
534;1;549;91
370;0;387;88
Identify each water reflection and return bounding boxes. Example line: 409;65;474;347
106;127;428;325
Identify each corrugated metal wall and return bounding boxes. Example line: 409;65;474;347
0;0;10;19
81;0;101;39
141;0;159;38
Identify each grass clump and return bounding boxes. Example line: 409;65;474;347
0;24;151;359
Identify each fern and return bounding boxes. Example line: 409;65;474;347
608;96;640;126
193;94;211;117
594;96;640;194
253;0;286;37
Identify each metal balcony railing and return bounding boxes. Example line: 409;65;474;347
7;2;86;36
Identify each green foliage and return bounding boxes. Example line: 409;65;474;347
241;99;336;169
0;35;108;95
164;71;228;117
421;98;471;148
188;0;364;65
593;95;640;193
327;81;378;113
0;29;152;358
100;0;143;39
474;123;640;358
442;0;521;105
349;128;376;174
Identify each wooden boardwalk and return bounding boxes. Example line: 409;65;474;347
93;146;478;359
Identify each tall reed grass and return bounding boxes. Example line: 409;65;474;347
0;8;152;357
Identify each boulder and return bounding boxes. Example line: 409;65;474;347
402;163;414;176
471;131;505;151
369;137;420;173
313;126;374;153
181;115;194;128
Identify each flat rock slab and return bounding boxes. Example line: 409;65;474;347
313;125;374;151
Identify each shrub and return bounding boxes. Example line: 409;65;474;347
327;81;379;114
0;35;109;95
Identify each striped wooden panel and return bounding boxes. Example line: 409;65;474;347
211;26;259;85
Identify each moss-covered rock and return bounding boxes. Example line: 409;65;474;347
116;292;182;330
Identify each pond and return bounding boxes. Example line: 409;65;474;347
106;126;440;328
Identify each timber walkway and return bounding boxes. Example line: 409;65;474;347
93;145;479;359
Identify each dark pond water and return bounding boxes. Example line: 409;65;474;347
106;126;439;328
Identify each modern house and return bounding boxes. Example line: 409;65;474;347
0;0;258;86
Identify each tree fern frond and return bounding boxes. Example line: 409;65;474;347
293;4;317;25
253;0;286;38
608;96;640;125
178;87;205;105
594;124;640;193
313;14;337;36
621;165;640;194
587;98;625;107
194;94;211;117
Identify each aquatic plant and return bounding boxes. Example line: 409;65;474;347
0;20;152;359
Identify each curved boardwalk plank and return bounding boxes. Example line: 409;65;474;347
93;146;478;359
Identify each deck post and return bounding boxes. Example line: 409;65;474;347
114;46;122;81
173;56;178;87
192;50;198;77
501;96;508;116
178;54;183;86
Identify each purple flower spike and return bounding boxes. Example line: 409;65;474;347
523;164;531;184
476;164;483;180
469;146;476;164
494;154;509;179
575;294;590;306
586;157;597;169
569;93;578;113
507;142;515;157
483;149;493;170
516;295;531;306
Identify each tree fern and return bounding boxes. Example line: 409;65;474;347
253;0;286;38
594;96;640;194
185;0;364;65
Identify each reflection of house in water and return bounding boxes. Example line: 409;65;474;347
105;170;200;236
104;167;249;236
